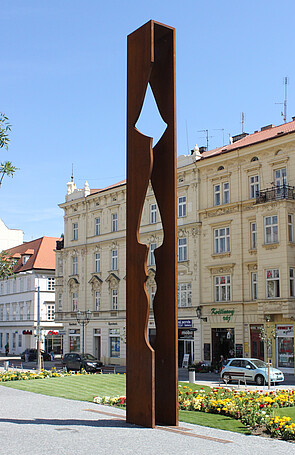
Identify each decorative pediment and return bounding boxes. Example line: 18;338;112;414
89;275;103;292
68;277;79;292
106;273;120;289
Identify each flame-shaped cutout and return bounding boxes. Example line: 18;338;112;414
136;83;167;146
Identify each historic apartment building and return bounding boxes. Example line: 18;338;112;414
0;237;63;355
56;118;295;374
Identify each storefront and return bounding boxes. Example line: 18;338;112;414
69;329;80;352
44;330;63;355
276;325;294;373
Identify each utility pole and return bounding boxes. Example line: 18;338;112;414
36;285;42;370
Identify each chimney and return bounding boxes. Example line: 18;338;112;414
260;124;274;131
231;132;249;143
199;146;207;153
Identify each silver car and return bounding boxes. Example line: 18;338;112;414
221;358;284;385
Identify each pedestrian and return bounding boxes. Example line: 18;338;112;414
219;355;225;372
5;343;9;356
50;350;54;361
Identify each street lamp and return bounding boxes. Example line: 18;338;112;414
75;310;92;357
196;306;207;322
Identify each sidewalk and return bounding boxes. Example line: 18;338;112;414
1;385;295;455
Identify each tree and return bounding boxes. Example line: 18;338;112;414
0;251;16;279
0;113;17;188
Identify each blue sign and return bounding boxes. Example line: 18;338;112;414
178;319;192;328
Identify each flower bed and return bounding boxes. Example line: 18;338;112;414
93;385;295;440
0;368;89;381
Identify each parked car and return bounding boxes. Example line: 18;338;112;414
221;358;284;385
62;353;103;372
21;348;51;362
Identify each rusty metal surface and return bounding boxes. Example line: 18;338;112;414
126;20;177;428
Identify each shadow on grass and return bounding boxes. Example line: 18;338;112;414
179;410;251;435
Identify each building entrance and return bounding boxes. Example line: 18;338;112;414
211;328;234;367
250;325;264;360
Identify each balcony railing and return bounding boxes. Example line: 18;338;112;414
256;184;295;204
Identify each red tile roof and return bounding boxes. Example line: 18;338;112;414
201;119;295;160
4;237;59;273
89;180;126;196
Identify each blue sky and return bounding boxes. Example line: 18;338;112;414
1;0;295;241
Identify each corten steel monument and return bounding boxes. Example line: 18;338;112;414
126;20;178;428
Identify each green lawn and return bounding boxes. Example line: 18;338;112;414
0;376;249;434
275;406;295;420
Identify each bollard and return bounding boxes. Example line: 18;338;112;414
4;360;9;370
188;369;195;383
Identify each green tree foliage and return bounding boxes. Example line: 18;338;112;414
0;251;16;280
0;113;17;188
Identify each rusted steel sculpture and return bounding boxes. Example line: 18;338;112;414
126;20;178;428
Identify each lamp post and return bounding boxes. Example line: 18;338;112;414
36;285;42;370
75;310;91;357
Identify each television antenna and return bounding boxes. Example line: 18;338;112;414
275;77;288;123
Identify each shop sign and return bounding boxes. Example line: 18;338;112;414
244;342;249;353
23;330;32;335
211;308;235;322
276;325;294;337
178;319;192;328
108;322;118;326
47;330;59;336
178;329;195;339
69;329;80;335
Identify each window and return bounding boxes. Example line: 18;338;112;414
58;258;63;276
72;222;78;240
274;168;287;199
178;196;186;217
26;301;31;320
95;253;101;273
111;289;118;310
19;304;24;321
94;291;101;311
266;269;280;298
58;293;62;311
250;222;257;249
12;333;16;349
149;243;157;266
288;214;294;242
178;238;187;262
0;307;3;321
290;268;295;297
264;215;278;244
47;277;55;291
214;227;230;254
72;256;78;275
149;285;156;308
111;250;118;271
249;175;259;199
214;275;231;301
6;280;10;294
251;272;258;300
22;255;30;265
72;292;78;311
0;283;3;295
26;277;31;291
112;213;118;232
95;217;101;236
18;334;22;348
109;328;120;358
223;182;229;204
214;184;221;206
150;204;157;224
47;304;55;321
178;283;192;307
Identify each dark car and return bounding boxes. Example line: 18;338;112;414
62;353;103;372
21;348;51;362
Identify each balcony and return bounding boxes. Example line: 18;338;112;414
256;185;295;204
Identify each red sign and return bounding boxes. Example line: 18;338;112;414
48;330;59;336
23;330;32;335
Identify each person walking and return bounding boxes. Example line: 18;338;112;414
5;343;9;356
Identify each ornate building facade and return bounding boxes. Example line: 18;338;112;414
56;119;295;373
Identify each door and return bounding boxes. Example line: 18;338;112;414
250;325;264;360
94;336;101;360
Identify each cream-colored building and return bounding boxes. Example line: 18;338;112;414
55;155;202;366
56;119;295;373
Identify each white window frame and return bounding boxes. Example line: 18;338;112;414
94;290;101;311
290;268;295;297
109;328;120;358
72;292;78;311
150;204;157;224
47;304;55;321
111;250;118;271
72;222;78;240
288;214;294;242
178;238;187;262
214;184;221;206
95;217;101;236
58;258;63;276
214;275;231;302
178;283;192;307
95;253;101;273
251;272;258;300
149;243;157;266
264;215;278;244
266;269;280;298
250;222;257;249
111;289;118;310
223;182;230;204
249;175;259;199
214;227;230;254
58;293;62;311
112;213;118;232
72;256;78;275
178;196;187;218
47;277;55;291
